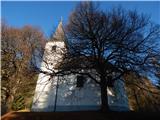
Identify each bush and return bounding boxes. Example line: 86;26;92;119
12;95;25;111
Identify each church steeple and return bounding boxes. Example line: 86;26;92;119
52;17;67;42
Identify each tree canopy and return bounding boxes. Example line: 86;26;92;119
61;2;160;111
1;21;46;112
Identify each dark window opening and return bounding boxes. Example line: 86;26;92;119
107;76;114;87
76;76;85;88
52;45;57;52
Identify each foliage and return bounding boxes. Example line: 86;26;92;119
12;95;25;111
125;72;160;111
1;21;46;112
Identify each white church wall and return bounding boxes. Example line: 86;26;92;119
32;72;129;111
32;74;52;111
40;41;66;73
32;73;102;111
107;79;129;111
55;75;101;111
32;39;67;111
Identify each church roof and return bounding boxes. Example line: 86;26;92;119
52;19;67;42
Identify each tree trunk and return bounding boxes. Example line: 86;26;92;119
100;75;109;112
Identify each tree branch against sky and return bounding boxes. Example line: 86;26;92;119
63;1;160;111
29;1;160;112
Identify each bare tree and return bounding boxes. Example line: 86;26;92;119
60;2;160;111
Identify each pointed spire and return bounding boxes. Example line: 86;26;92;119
52;17;66;42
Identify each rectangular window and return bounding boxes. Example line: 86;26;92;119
52;45;57;52
76;76;85;88
107;76;114;87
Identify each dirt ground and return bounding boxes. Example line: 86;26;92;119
1;111;160;120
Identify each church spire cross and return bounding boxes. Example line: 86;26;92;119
60;16;63;23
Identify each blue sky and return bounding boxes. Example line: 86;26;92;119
2;1;160;37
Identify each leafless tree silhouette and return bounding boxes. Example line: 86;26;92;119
32;2;160;112
63;2;160;111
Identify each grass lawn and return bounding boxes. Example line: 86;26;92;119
1;111;160;120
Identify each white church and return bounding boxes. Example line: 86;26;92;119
31;20;130;112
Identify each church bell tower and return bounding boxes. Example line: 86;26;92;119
31;19;67;111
